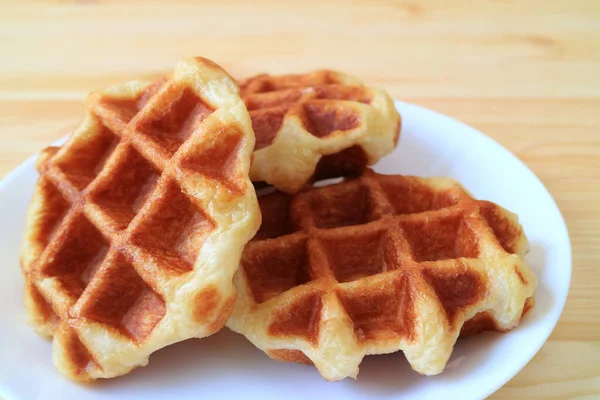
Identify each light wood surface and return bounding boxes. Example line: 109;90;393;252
1;1;598;398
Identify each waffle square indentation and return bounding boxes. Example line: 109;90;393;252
54;126;118;191
379;176;459;216
301;101;361;138
337;274;415;342
479;201;521;254
253;192;295;241
245;89;303;111
98;79;167;125
242;235;310;304
136;87;214;155
41;213;108;299
77;252;166;342
249;107;287;150
130;179;215;273
267;290;323;344
35;178;71;248
421;266;485;327
179;124;245;195
320;228;397;283
89;146;160;231
302;180;376;229
314;84;372;104
400;213;480;262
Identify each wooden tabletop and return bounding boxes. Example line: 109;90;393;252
2;1;598;398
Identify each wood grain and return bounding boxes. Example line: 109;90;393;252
1;0;599;398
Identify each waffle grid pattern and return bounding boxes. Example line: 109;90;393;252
21;57;259;380
240;71;401;193
228;170;536;381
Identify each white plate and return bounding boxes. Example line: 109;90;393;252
0;102;571;400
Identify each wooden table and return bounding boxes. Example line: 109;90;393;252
1;1;598;398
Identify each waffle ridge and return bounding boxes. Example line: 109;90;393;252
240;70;401;193
227;169;537;381
20;57;260;381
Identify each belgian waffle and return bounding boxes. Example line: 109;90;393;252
20;57;260;380
239;71;401;193
227;169;536;381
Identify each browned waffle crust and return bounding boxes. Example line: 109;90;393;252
20;57;260;380
227;169;536;381
240;71;401;193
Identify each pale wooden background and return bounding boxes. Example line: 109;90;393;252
1;1;599;398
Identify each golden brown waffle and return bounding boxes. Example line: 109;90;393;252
227;169;536;381
20;57;260;381
239;71;401;193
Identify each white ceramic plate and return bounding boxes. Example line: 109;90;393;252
0;102;571;400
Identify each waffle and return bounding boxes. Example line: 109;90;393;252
227;169;536;381
239;70;401;193
19;57;260;380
